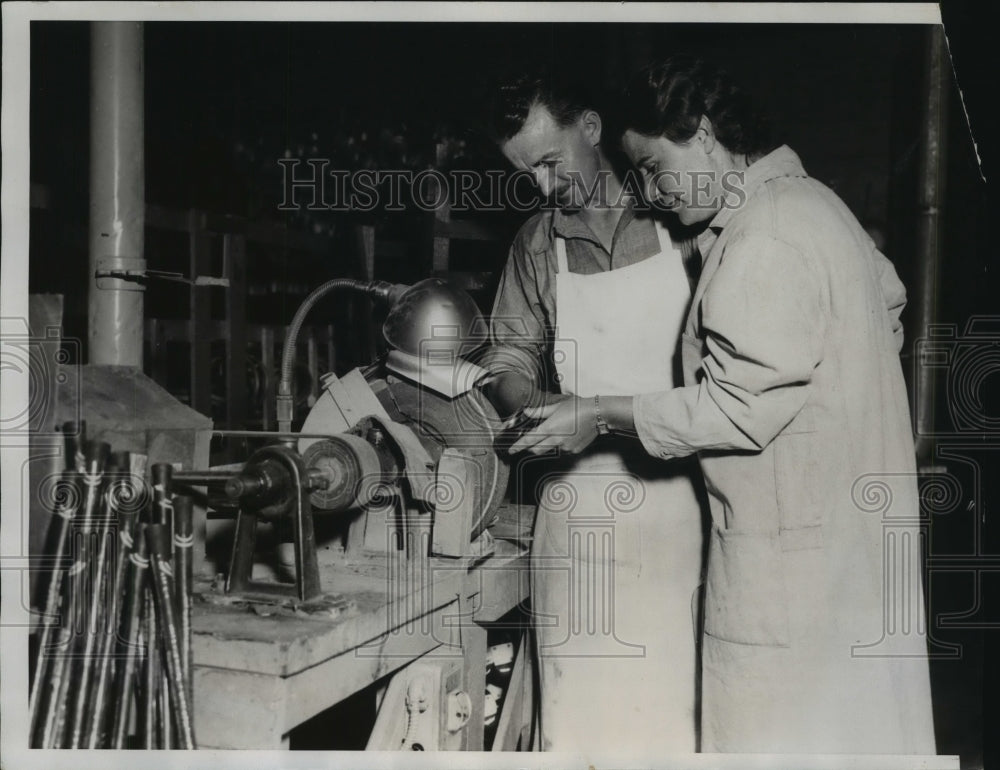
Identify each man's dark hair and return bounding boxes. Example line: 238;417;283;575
621;55;774;159
488;69;595;143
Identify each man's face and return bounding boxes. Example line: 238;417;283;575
501;102;603;211
622;129;722;226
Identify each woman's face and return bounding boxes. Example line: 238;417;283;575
622;128;723;226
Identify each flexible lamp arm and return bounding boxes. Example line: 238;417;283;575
276;278;409;434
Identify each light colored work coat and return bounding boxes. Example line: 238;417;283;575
633;146;936;754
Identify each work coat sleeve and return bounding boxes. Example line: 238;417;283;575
871;247;906;353
481;240;549;387
634;233;827;459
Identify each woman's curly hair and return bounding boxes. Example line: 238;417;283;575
621;55;774;158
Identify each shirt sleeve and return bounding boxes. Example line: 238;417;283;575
480;237;550;387
634;233;827;458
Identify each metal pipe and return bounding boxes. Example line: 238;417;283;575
172;495;194;705
29;471;80;736
57;441;109;746
141;587;159;748
67;456;120;748
31;426;87;742
160;676;175;748
61;420;87;473
79;441;111;535
150;463;174;746
110;524;149;749
88;21;145;367
913;25;950;465
29;471;83;747
151;463;174;529
145;524;197;748
39;615;75;748
172;470;239;486
46;459;104;748
86;452;140;747
212;430;370;439
136;495;159;748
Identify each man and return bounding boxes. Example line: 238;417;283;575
512;56;937;754
482;71;707;752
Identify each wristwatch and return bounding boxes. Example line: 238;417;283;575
594;395;611;436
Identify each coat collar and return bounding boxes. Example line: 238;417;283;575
709;144;807;231
695;144;807;257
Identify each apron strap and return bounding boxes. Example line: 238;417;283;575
554;235;569;275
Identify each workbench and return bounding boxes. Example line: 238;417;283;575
191;520;532;750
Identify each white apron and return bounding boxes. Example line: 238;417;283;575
531;220;705;753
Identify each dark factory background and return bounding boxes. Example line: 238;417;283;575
26;17;992;765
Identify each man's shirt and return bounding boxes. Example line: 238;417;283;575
486;201;694;384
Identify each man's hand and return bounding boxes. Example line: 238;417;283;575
480;370;539;419
507;396;599;455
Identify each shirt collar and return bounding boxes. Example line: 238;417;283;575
551;196;638;245
709;145;807;231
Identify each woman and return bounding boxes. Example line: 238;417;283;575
516;54;937;755
535;54;937;754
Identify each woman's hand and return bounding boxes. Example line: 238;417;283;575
507;396;598;456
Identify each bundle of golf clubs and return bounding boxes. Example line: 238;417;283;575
29;422;197;749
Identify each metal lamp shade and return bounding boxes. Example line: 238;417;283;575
382;278;485;360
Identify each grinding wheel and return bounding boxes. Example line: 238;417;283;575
366;369;510;540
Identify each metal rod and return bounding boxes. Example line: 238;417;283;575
56;441;109;746
79;441;111;531
86;452;140;747
67;530;115;747
141;589;159;749
64;439;109;683
151;463;174;530
150;463;174;747
173;495;194;706
172;470;238;486
160;675;174;749
140;480;160;749
212;430;358;439
31;429;87;745
36;579;75;748
46;456;102;748
68;452;123;747
29;472;82;746
40;625;75;747
110;522;149;749
145;524;197;748
61;420;87;473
